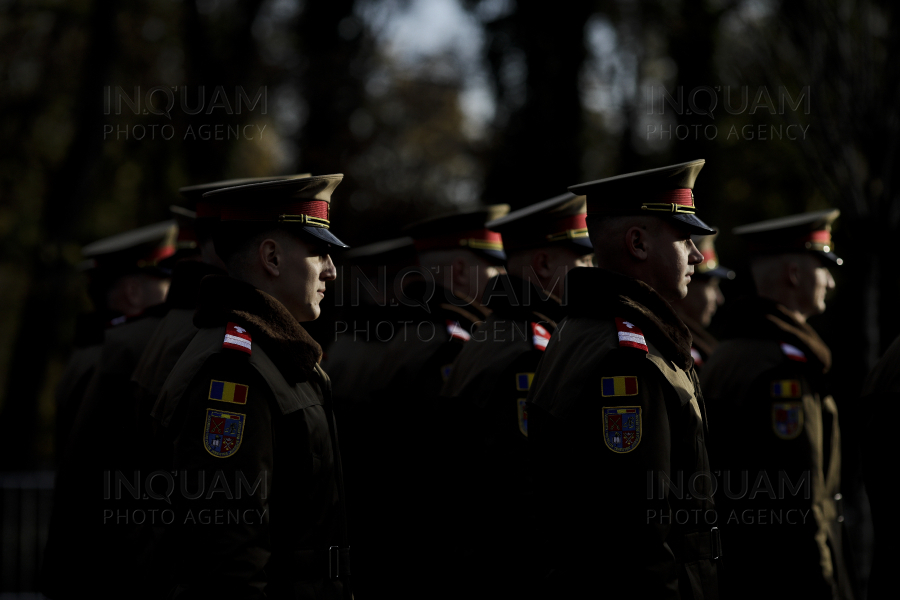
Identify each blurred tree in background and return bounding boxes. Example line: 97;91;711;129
0;0;898;497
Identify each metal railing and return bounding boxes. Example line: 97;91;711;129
0;471;53;598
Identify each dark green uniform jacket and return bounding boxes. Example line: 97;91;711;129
150;276;349;600
859;334;900;599
438;273;563;598
53;312;108;458
527;267;720;599
42;305;167;600
327;280;487;599
701;297;852;600
679;313;718;371
133;261;226;433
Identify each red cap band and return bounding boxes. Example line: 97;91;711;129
220;200;330;222
414;229;503;252
657;189;695;207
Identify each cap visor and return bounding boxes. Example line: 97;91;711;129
700;266;736;280
302;226;350;249
816;251;843;266
476;248;507;264
570;237;594;251
671;213;717;235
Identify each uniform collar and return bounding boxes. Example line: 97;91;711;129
565;267;694;370
675;312;719;359
721;296;832;372
165;260;226;309
401;279;490;326
481;273;566;325
194;275;323;383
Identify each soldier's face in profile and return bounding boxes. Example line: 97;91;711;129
647;222;704;302
277;234;337;322
795;254;835;316
678;275;723;327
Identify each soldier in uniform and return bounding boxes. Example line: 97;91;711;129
437;193;593;597
323;235;416;405
701;209;852;600
42;221;176;599
670;233;734;369
860;331;900;599
52;222;176;457
527;160;720;599
337;207;506;597
148;175;351;599
133;177;309;435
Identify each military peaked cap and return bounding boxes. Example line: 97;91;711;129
693;233;734;279
202;174;349;248
733;208;842;265
486;193;592;253
80;220;178;275
569;159;715;235
404;204;510;263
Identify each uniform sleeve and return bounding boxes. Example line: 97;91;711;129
162;350;275;600
528;348;680;599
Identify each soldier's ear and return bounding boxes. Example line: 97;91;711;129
530;249;552;280
785;259;801;288
258;238;282;276
624;225;649;261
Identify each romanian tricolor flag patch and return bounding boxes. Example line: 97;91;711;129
770;379;801;398
615;318;648;352
515;372;534;391
223;322;252;355
209;380;249;405
601;376;638;397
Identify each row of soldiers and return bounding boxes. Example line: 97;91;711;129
41;162;895;599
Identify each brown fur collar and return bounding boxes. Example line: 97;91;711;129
194;275;323;383
481;273;566;324
676;312;719;360
722;296;832;372
566;267;694;370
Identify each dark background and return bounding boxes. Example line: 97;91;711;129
0;0;896;555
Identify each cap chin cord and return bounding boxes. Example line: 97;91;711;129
278;214;330;228
641;203;697;215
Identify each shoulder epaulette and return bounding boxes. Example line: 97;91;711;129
615;317;648;352
223;322;252;355
531;322;551;351
446;319;471;342
690;347;703;366
780;342;807;363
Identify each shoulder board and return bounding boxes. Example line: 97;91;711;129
615;318;648;352
780;342;807;363
531;322;551;351
223;322;252;355
446;319;471;342
690;346;704;366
